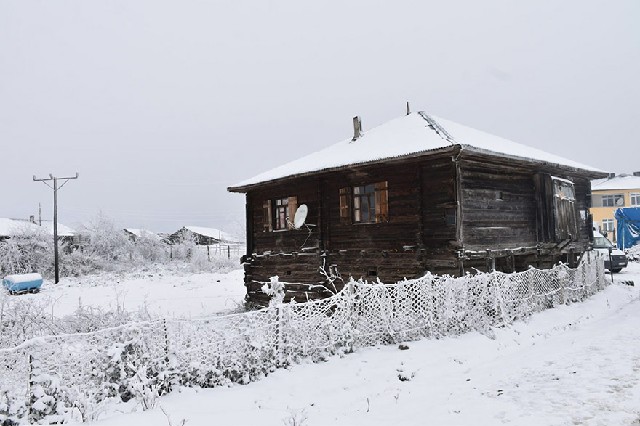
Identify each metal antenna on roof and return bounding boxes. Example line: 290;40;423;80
406;101;410;116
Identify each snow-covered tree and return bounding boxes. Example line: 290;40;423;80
0;226;53;276
133;230;167;263
82;212;133;263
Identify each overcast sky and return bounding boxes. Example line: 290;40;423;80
1;0;638;234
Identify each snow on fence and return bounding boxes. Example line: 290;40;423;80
167;244;245;261
0;252;606;423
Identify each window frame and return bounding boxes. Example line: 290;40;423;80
352;183;376;224
551;177;578;240
273;197;289;231
630;193;640;206
340;181;388;225
602;218;615;232
601;194;625;207
263;196;298;232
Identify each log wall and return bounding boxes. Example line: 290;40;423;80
241;150;600;305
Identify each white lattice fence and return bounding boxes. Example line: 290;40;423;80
167;308;279;387
0;321;167;422
0;253;606;424
340;251;606;346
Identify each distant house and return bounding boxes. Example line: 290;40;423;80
124;228;162;242
0;218;31;241
0;217;76;244
590;172;640;242
40;220;76;244
168;226;240;245
229;111;608;305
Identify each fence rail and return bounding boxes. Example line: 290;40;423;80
0;252;606;423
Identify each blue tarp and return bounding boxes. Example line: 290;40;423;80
3;273;43;294
615;207;640;249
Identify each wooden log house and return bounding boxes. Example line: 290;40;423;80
228;111;608;306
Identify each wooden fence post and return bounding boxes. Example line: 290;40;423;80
163;319;170;361
162;319;177;393
275;306;283;367
558;266;566;305
27;353;33;422
348;281;356;349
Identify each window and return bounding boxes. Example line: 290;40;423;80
593;235;613;249
555;181;576;201
535;174;580;242
445;208;457;226
339;181;388;224
353;184;376;223
552;177;578;240
601;194;624;207
602;218;615;232
630;193;640;206
273;198;289;230
263;196;297;231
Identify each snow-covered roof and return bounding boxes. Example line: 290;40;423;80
184;226;240;243
592;174;640;191
0;218;75;237
40;220;76;237
0;218;37;237
124;228;161;240
229;112;606;191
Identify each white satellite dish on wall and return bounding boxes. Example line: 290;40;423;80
293;204;308;229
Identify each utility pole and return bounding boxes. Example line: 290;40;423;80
33;173;79;284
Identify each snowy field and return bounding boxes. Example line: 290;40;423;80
1;267;247;319
39;263;640;426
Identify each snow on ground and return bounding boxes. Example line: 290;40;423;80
69;263;640;426
8;268;247;318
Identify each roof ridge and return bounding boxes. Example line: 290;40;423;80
417;111;457;145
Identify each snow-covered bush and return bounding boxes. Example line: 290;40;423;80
133;231;168;263
28;357;66;424
82;213;133;265
0;293;151;349
261;276;285;307
103;339;169;408
0;294;61;349
0;227;53;277
59;250;104;277
0;385;25;424
0;212;238;280
625;244;640;262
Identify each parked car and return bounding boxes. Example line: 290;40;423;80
592;229;628;273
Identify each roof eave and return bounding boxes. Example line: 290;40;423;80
227;145;460;193
228;143;608;194
459;145;609;179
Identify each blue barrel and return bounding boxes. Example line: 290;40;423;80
2;273;43;294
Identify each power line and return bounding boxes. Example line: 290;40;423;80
33;172;79;284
